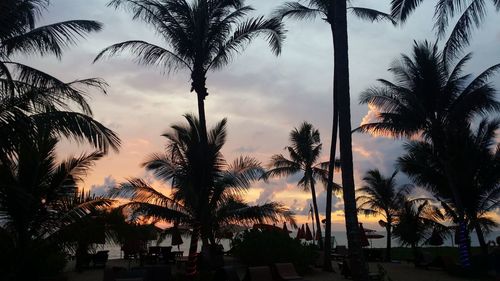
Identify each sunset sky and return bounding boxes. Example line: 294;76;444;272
19;0;500;230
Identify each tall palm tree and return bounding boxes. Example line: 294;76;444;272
95;0;285;145
392;199;448;261
264;122;331;250
391;0;500;62
0;132;113;280
0;0;120;155
274;1;394;275
110;114;295;276
356;169;410;261
358;40;500;266
398;119;500;255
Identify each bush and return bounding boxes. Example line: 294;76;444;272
0;236;67;281
231;229;317;274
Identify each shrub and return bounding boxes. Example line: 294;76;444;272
231;229;316;274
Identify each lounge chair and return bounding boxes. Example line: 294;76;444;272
144;265;172;281
246;266;274;281
274;263;307;280
213;266;241;281
93;251;109;268
332;245;348;261
338;258;382;281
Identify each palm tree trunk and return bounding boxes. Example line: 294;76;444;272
474;223;488;255
323;48;339;271
310;179;323;249
334;1;369;280
434;133;471;267
191;71;210;277
186;223;201;278
385;224;392;262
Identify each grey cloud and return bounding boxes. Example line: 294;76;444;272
90;175;117;196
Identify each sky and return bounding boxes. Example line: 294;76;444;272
20;0;500;230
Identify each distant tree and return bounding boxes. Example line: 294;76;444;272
398;119;500;255
264;122;333;250
392;199;448;261
357;169;410;261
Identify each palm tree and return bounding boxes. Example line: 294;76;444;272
264;122;331;249
274;1;394;275
392;199;448;261
356;169;410;261
0;0;120;155
0;132;113;280
95;0;285;145
398;119;500;255
110;114;295;276
391;0;500;62
358;40;500;266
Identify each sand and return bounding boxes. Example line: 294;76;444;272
63;259;490;281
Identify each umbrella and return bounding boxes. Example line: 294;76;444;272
315;228;322;241
283;222;291;236
171;223;183;250
358;223;370;247
253;223;283;232
305;223;313;241
296;224;305;240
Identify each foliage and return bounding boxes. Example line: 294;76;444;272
358;40;500;140
96;0;284;97
391;0;500;62
398;119;500;251
231;229;317;274
0;132;113;279
0;0;120;156
392;200;449;249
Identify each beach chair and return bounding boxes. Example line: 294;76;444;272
339;258;382;281
213;266;241;281
159;246;172;262
144;265;172;281
332;245;347;261
274;263;307;280
92;250;109;268
246;266;274;281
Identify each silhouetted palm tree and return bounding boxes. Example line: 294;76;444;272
110;114;295;275
391;0;500;62
0;0;120;155
264;122;332;249
0;132;112;280
398;119;500;255
356;169;410;261
95;0;285;145
392;199;448;261
358;40;500;266
274;0;394;275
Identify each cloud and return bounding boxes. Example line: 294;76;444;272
29;0;500;226
90;175;117;196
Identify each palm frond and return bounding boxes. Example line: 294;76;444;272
94;40;192;72
2;20;102;58
348;7;396;24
